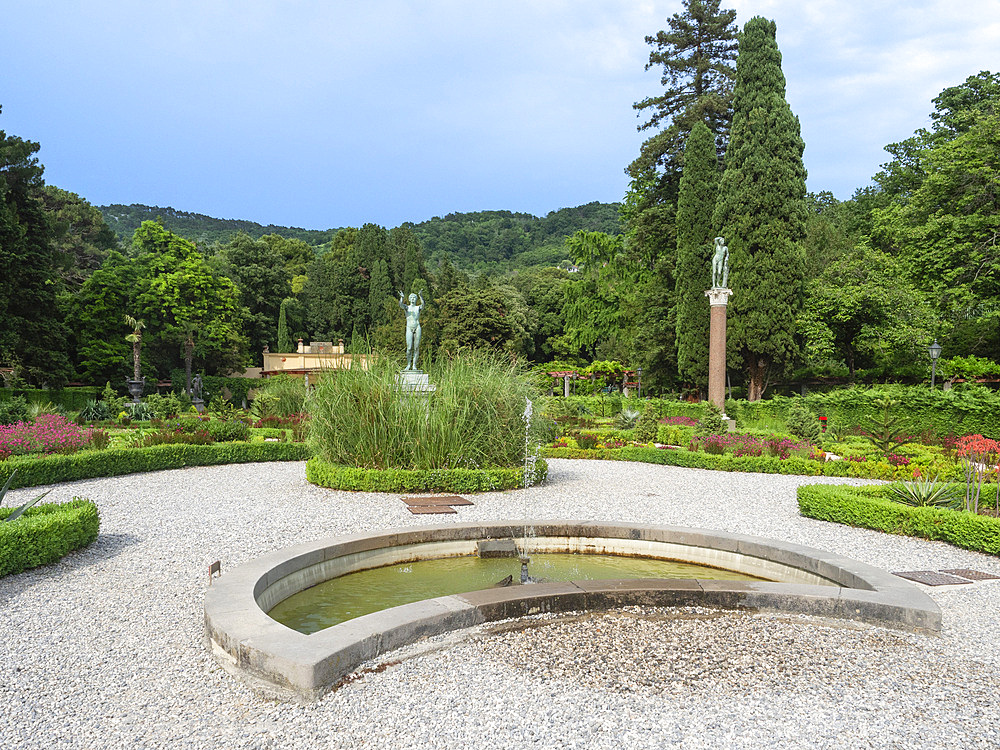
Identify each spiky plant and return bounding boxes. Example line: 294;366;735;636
889;474;960;508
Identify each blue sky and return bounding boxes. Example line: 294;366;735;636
3;1;998;230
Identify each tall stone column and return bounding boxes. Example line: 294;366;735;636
704;288;732;416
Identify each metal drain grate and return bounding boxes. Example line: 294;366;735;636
940;568;1000;581
893;570;974;586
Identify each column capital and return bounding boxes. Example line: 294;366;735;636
705;288;733;306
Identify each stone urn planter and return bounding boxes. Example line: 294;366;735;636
126;377;145;404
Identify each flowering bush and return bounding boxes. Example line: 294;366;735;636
601;439;627;449
846;455;868;463
659;415;698;427
886;453;911;467
0;415;91;458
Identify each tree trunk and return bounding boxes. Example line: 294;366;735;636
132;337;142;381
185;336;194;395
746;356;770;402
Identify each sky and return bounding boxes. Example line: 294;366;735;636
2;1;998;230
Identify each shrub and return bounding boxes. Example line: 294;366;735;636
256;374;307;417
125;402;153;421
0;396;30;426
306;457;548;493
144;393;182;420
0;442;311;489
797;483;1000;556
696;402;726;437
1;498;100;576
207;420;251;443
786;398;820;445
100;382;127;419
138;428;213;447
634;402;660;443
87;429;111;451
78;399;111;423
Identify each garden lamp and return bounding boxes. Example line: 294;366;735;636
637;366;642;399
928;340;942;388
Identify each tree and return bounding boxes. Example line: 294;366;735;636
277;298;293;353
798;244;936;378
712;16;808;400
133;221;246;383
629;0;738;198
123;314;146;381
215;232;290;362
674;120;719;393
561;231;630;360
0;108;72;386
39;186;117;288
436;285;530;357
64;251;134;384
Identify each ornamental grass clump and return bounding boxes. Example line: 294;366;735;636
308;351;543;471
0;415;91;458
889;474;960;508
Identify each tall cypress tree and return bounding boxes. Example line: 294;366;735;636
277;298;293;353
712;16;808;401
674;120;719;393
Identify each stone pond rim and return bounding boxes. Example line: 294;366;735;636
204;520;941;702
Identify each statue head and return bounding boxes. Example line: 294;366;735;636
715;236;725;247
408;293;418;304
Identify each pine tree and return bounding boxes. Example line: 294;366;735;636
629;0;738;196
712;16;808;401
674;120;719;393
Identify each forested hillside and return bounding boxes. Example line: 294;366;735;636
98;204;339;247
408;202;621;270
98;201;620;272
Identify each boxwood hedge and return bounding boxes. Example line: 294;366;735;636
0;442;311;490
797;483;1000;556
306;457;548;493
1;499;100;576
540;445;939;480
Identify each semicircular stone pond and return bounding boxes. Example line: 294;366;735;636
204;520;941;702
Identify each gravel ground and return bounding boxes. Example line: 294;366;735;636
2;458;999;749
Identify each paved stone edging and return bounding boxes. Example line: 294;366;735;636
204;519;940;701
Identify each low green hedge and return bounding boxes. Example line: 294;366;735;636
1;499;100;576
0;442;312;489
797;484;1000;556
306;457;549;493
541;445;950;480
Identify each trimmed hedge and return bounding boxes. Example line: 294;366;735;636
726;385;1000;440
541;445;947;481
1;499;100;576
0;387;100;412
0;442;311;489
797;483;1000;556
306;457;548;493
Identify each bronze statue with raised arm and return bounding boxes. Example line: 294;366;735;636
398;291;424;371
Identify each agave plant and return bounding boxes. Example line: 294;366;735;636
615;408;642;430
889;474;960;508
1;469;51;523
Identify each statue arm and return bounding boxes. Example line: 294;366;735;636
418;292;425;308
397;292;406;311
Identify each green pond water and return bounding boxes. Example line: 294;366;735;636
268;553;765;634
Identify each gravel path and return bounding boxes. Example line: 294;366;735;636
2;459;999;749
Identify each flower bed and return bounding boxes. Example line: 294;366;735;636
0;415;93;458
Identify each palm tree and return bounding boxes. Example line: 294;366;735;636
124;314;146;381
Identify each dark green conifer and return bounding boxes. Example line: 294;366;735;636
277;298;293;353
712;16;808;401
674;120;719;393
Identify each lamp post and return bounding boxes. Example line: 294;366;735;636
929;340;942;388
637;366;642;399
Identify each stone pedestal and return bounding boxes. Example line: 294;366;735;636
395;370;437;395
704;287;733;417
